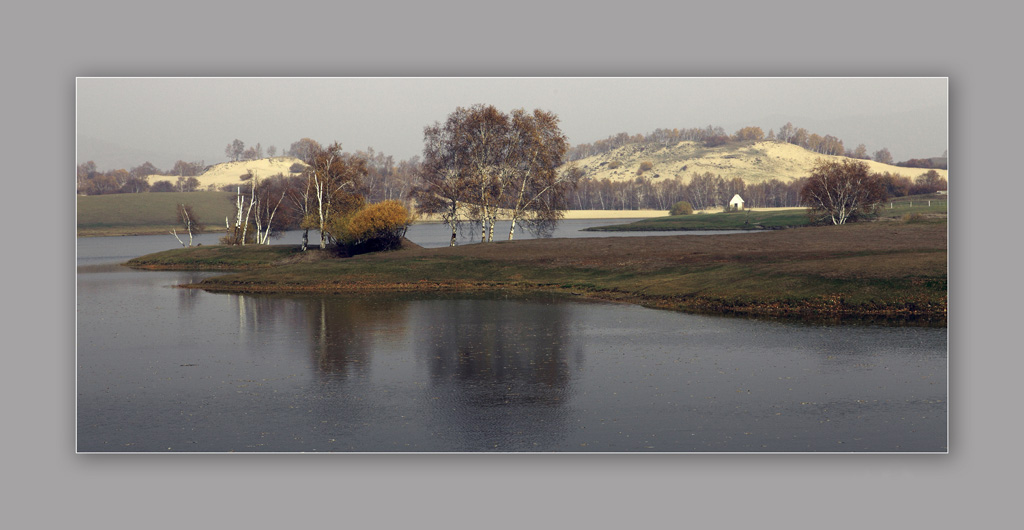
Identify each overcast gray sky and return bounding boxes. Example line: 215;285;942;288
76;77;947;171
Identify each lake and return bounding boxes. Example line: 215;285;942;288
76;221;947;452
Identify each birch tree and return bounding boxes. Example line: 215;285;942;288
799;159;887;225
306;142;366;249
171;203;203;247
413;115;472;246
502;109;577;240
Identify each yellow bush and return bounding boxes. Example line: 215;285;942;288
338;200;412;254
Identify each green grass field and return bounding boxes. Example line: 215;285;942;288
77;192;236;236
877;195;948;220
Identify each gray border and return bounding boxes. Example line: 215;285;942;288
15;0;1007;527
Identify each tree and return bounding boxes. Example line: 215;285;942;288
850;144;869;160
250;173;289;244
306;142;366;249
777;122;795;143
412;112;474;246
799;159;887;225
288;138;322;163
912;170;947;194
119;175;150;193
171;203;203;247
733;126;764;142
176;176;200;192
503;108;577;240
172;160;205;177
790;127;809;148
226;139;245;161
873;147;893;165
267;145;277;157
129;161;161;180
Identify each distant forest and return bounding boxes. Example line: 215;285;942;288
77;123;947;210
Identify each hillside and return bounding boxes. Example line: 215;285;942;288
568;141;948;184
148;157;309;189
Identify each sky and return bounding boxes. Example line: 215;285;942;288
76;77;948;171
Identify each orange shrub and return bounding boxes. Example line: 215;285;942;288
338;200;412;254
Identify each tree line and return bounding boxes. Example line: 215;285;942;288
564;122;938;167
77;160;208;195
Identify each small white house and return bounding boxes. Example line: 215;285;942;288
729;194;745;210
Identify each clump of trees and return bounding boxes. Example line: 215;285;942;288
225;139;265;162
799;159;887;225
411;104;579;245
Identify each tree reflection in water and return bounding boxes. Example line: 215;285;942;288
412;296;585;449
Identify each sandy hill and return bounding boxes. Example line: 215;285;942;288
567;141;948;184
148;157;309;189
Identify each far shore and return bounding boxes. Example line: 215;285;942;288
416;206;805;223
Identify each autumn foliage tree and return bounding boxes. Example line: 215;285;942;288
733;126;764;142
799;159;887;225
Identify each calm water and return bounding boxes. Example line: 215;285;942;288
76;223;947;452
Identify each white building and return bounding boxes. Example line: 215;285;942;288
729;194;745;210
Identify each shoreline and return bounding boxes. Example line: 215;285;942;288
126;223;948;325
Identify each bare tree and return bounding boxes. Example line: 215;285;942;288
799;159;887;225
171;203;203;247
225;139;245;162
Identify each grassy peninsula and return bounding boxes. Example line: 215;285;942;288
128;221;947;324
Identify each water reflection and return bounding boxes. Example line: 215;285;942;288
302;296;409;377
76;240;947;452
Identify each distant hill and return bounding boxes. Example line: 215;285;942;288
566;141;947;184
147;157;309;189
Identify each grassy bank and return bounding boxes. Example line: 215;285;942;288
586;209;811;231
587;194;948;232
127;221;947;324
77;191;236;236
